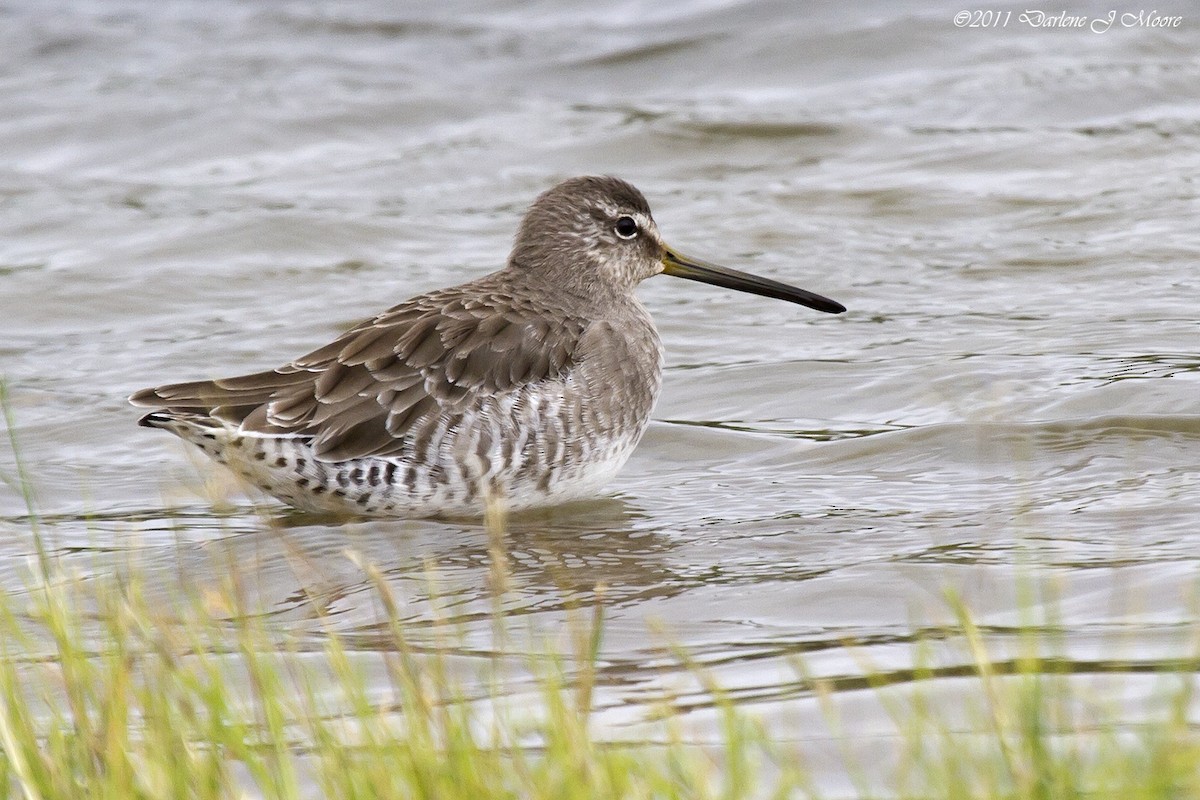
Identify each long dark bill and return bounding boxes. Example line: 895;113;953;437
662;246;846;314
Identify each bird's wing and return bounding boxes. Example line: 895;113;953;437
129;286;589;461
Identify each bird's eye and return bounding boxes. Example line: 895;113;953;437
614;216;639;239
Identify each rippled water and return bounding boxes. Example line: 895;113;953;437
2;0;1198;791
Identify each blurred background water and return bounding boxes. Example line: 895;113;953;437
1;0;1198;792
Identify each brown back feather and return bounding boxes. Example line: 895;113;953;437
129;276;590;462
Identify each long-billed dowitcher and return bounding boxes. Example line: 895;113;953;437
130;176;845;516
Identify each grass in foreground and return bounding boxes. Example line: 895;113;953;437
0;549;1199;800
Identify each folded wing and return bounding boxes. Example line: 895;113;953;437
129;285;588;462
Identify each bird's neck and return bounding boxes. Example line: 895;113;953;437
503;259;633;314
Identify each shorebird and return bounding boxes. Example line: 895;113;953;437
131;176;845;517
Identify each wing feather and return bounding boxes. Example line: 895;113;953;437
314;363;377;404
129;275;591;462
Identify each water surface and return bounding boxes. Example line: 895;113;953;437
1;0;1198;792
